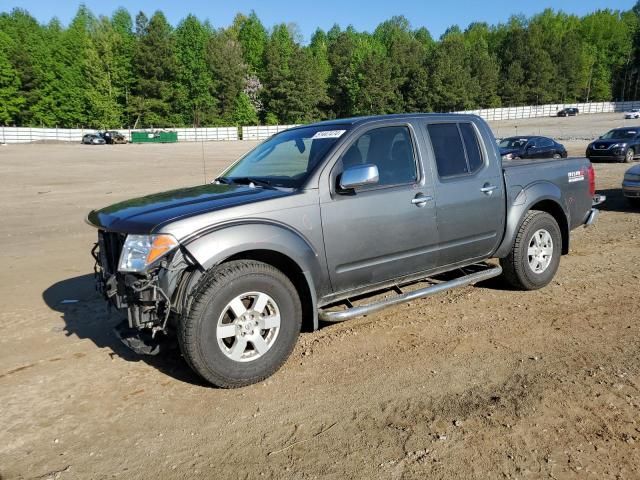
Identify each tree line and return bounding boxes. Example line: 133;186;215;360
0;4;639;128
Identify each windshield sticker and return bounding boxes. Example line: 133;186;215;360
568;170;585;183
312;130;346;139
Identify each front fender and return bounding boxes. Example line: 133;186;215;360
494;181;569;258
181;221;328;328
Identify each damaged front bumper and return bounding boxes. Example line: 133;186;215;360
91;231;186;355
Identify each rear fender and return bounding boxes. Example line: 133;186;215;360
494;181;569;258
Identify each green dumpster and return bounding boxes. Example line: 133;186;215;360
131;131;178;143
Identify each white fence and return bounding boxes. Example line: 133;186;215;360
456;100;640;121
2;100;640;144
241;125;299;141
0;126;238;144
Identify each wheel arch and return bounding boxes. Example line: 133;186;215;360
181;222;326;331
495;183;570;258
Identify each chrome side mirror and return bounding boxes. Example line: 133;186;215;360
339;164;379;190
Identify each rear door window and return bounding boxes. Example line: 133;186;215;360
427;123;484;178
459;123;484;172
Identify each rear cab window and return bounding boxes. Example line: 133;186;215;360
427;122;485;178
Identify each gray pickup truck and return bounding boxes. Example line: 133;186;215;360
88;114;601;388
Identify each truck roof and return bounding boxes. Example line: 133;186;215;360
297;113;483;129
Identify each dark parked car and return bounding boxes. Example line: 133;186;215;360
558;108;579;117
586;127;640;163
101;131;128;144
81;134;105;145
88;113;601;388
499;136;567;160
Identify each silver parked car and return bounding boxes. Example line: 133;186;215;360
622;164;640;206
82;134;106;145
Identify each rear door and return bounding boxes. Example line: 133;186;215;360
319;123;439;294
537;137;555;158
423;121;505;267
524;139;542;158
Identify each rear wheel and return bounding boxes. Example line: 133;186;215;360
178;260;301;388
500;211;562;291
625;148;635;163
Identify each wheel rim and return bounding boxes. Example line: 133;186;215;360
627;150;634;162
527;229;553;274
553;153;561;159
216;292;281;363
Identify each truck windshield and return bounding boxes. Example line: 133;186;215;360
601;129;637;140
220;125;349;188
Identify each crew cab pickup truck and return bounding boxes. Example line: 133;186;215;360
88;114;601;388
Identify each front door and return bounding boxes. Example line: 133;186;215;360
320;124;439;294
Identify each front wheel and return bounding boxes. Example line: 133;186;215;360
500;211;562;291
178;260;302;388
624;148;635;163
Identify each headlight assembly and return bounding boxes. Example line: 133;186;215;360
611;143;627;149
118;234;179;273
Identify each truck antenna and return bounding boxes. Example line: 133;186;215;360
202;139;207;184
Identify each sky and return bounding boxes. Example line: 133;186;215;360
3;0;636;40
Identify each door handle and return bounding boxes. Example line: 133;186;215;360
412;194;433;207
481;184;498;195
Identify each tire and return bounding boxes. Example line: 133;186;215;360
178;260;302;388
552;153;562;159
500;211;562;291
624;148;635;163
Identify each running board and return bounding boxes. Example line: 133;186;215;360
318;265;502;323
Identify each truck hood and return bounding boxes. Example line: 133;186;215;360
87;184;292;234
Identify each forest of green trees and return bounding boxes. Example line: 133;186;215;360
0;4;639;128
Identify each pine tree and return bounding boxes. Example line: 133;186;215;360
234;12;268;74
0;32;24;124
131;11;179;127
175;14;215;126
208;30;247;122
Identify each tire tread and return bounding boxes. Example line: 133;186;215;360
178;260;301;388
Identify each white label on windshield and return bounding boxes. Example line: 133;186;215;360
312;130;346;139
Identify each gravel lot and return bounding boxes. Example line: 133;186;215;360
1;113;639;479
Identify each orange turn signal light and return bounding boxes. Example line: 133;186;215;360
146;235;179;265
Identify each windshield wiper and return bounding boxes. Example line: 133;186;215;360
215;176;277;190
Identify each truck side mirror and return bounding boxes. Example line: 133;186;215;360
339;164;379;191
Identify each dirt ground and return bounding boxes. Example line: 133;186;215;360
1;114;640;480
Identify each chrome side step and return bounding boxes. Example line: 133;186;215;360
318;265;502;323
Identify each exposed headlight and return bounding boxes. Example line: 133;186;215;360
118;234;179;273
611;143;627;149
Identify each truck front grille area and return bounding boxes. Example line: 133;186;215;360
98;231;126;275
